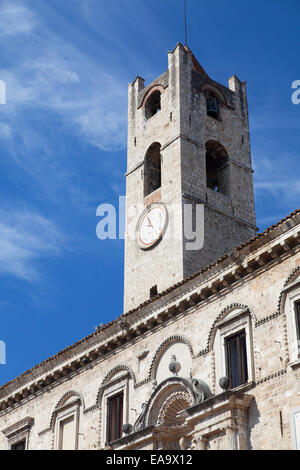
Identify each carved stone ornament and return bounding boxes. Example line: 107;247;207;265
169;355;181;376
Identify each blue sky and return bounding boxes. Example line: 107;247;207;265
0;0;299;385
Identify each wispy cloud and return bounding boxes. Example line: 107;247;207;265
0;0;128;209
0;0;36;37
0;209;66;281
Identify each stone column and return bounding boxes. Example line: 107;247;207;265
198;436;208;450
226;426;238;450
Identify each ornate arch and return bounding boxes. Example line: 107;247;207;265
156;390;193;426
138;376;210;429
206;303;257;353
144;377;196;428
139;84;165;109
148;335;194;381
96;364;136;407
278;266;300;315
49;390;85;431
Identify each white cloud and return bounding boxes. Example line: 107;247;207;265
0;1;36;37
1;38;127;152
0;121;12;138
255;180;300;192
0;210;66;281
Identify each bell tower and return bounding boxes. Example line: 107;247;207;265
123;43;256;312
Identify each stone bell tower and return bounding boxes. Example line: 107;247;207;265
123;43;256;312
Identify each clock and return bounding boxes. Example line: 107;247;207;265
137;203;168;250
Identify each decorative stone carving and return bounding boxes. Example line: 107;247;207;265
156;390;192;426
169;355;181;376
133;403;147;432
219;376;231;391
122;423;133;435
189;378;212;403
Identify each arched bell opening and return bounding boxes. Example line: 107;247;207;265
144;142;162;197
205;140;230;194
145;90;161;120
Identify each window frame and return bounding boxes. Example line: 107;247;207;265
295;301;300;345
291;406;300;450
284;281;300;364
11;439;27;450
54;399;80;450
225;329;248;388
214;308;254;393
101;372;130;447
1;417;34;450
106;391;124;443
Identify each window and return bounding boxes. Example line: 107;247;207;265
145;90;161;120
107;392;124;443
1;417;34;450
11;440;26;451
206;93;219;120
295;301;300;347
100;369;131;447
144;143;161;197
205;141;229;193
212;306;254;393
291;407;300;449
284;281;300;364
59;415;76;450
53;396;80;450
226;330;248;388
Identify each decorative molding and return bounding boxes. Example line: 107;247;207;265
156;391;192;426
277;265;300;316
204;303;255;354
148;335;194;382
138;84;166;110
49;391;84;431
255;368;287;385
0;228;299;413
2;416;34;438
143;376;210;429
96;365;136;408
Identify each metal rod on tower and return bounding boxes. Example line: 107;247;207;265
184;0;188;46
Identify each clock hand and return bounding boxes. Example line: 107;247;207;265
147;216;153;228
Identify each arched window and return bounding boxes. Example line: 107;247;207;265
144;143;161;197
211;306;255;393
206;92;220;120
145;90;161;120
282;270;300;364
53;395;81;450
205;141;229;193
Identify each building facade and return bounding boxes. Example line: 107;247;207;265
0;44;300;451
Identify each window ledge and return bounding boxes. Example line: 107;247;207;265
230;380;255;393
206;114;222;123
288;358;300;369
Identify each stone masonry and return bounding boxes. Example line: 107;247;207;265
0;44;299;451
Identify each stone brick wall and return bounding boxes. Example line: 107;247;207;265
124;43;256;312
1;236;299;450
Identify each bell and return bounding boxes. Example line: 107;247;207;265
207;97;218;118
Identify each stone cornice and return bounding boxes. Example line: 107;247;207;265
0;210;299;412
2;416;34;437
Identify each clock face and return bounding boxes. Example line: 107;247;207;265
137;204;167;250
